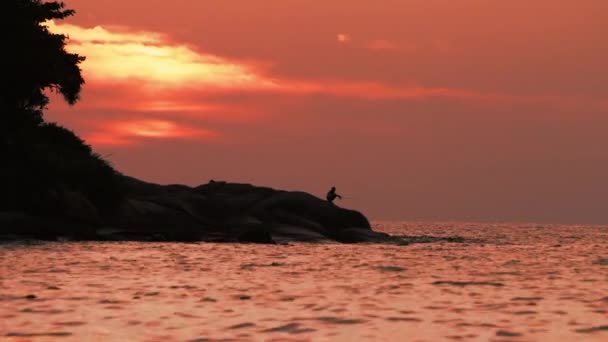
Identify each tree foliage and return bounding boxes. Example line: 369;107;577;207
2;0;85;125
1;1;123;215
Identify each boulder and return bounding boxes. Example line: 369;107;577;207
3;177;397;244
109;180;381;242
58;189;100;224
235;226;275;244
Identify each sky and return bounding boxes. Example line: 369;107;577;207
46;0;608;224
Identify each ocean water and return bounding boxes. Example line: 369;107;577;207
1;222;607;341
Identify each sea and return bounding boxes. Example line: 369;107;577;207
1;222;607;341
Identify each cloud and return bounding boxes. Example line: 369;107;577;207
47;20;277;89
281;81;478;100
50;20;575;106
47;21;605;147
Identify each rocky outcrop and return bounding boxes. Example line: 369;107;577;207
0;176;398;244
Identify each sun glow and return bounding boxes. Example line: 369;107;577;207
47;21;276;89
86;119;217;146
120;120;181;138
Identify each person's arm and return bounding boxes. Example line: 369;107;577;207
337;194;343;199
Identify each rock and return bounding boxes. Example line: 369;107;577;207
109;178;384;243
2;176;398;244
270;224;330;243
250;191;371;231
0;210;97;240
0;211;28;222
107;198;213;241
235;226;275;244
58;190;100;223
334;227;395;243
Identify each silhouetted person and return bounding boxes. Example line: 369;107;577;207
326;186;342;204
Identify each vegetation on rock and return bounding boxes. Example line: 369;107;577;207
0;0;122;215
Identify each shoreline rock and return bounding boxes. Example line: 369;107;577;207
0;177;399;244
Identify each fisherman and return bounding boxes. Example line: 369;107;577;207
326;186;342;204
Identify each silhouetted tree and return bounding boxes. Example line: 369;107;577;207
0;1;123;216
2;0;84;126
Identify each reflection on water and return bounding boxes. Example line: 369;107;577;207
1;222;607;341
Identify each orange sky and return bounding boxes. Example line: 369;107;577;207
47;0;608;223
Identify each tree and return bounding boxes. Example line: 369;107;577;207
0;1;123;215
2;0;84;125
